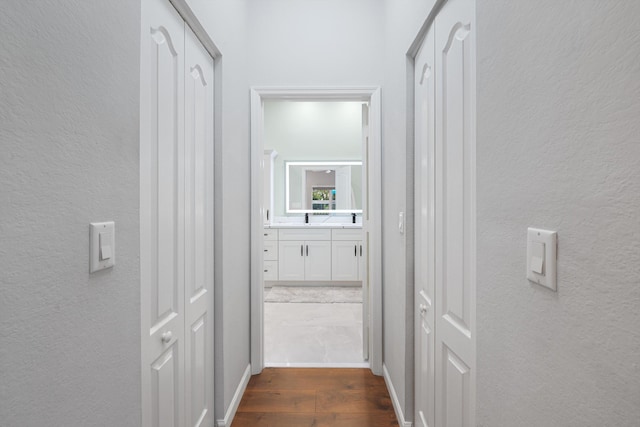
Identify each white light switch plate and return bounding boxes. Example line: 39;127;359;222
527;227;557;291
90;222;115;273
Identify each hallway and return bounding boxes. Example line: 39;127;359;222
232;368;398;427
3;0;640;426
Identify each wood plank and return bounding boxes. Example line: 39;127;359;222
316;388;393;413
232;412;399;427
247;367;386;391
233;368;399;427
237;390;316;413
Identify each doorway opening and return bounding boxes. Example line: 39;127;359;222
250;88;382;375
263;100;365;367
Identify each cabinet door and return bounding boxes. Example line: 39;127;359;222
263;241;278;261
305;241;332;281
332;240;359;281
278;240;305;281
263;260;278;281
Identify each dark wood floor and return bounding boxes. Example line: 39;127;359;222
232;368;400;427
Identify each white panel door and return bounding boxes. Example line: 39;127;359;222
278;241;305;281
183;26;214;427
331;240;359;281
434;0;476;425
140;1;185;426
304;241;332;281
414;24;436;427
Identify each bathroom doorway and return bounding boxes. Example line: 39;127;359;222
263;101;365;367
250;88;382;375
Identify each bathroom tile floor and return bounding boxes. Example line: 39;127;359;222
264;286;366;367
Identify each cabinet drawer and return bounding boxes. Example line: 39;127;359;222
263;260;278;281
263;241;278;261
332;228;363;241
263;229;278;241
278;228;331;241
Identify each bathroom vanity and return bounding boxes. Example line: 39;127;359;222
263;224;363;284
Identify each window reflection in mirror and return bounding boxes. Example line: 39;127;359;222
285;161;362;213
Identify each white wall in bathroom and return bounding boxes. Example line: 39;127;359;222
263;101;362;216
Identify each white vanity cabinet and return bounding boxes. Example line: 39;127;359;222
331;229;364;281
263;228;279;280
264;226;363;283
277;228;332;281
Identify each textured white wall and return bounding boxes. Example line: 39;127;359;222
476;1;640;425
247;0;384;86
381;0;437;421
0;1;141;425
184;0;251;419
263;101;362;216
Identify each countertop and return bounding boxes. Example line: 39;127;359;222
265;223;362;229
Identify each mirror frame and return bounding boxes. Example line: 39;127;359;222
285;161;363;214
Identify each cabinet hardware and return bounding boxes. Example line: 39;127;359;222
360;245;363;257
306;245;309;256
301;245;303;256
355;245;357;256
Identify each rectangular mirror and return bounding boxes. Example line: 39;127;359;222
285;161;362;213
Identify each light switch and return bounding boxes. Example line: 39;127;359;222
527;228;557;291
90;222;115;273
530;241;545;274
99;232;112;260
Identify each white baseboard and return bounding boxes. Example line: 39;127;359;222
383;364;412;427
265;362;369;368
216;364;251;427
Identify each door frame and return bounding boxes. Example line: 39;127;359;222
249;87;383;375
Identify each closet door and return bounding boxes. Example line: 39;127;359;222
434;0;476;425
140;1;186;426
414;25;436;427
184;26;214;427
